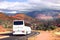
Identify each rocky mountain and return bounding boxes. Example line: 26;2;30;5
0;12;10;20
0;9;60;20
11;13;36;22
0;12;39;29
35;14;53;20
0;12;36;22
26;9;60;20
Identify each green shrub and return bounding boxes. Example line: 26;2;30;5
36;25;57;31
49;25;57;30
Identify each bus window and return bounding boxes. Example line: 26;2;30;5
14;21;23;25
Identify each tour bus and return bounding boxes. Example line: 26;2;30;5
13;20;31;35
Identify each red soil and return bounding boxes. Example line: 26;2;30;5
35;31;53;40
0;25;6;32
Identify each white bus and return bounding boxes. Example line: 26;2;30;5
13;20;31;35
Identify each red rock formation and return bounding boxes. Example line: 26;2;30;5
36;14;53;20
0;25;6;32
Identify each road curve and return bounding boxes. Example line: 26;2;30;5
0;31;40;40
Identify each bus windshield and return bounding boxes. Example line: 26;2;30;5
14;21;23;25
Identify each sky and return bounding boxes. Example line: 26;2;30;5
0;0;60;13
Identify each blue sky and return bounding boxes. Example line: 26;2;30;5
0;0;60;13
3;0;27;2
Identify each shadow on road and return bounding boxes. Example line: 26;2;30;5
0;33;28;40
0;33;26;36
0;31;40;40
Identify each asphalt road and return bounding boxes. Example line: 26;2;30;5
0;31;40;40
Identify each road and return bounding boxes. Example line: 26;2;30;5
0;31;40;40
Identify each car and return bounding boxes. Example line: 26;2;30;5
25;26;31;34
13;20;31;35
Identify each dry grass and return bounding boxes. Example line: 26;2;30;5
51;28;60;40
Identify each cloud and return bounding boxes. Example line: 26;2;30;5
42;0;60;4
5;11;17;14
0;1;39;11
0;0;60;13
0;10;3;12
28;0;60;9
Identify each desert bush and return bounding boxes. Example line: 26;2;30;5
36;25;57;31
1;20;13;28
